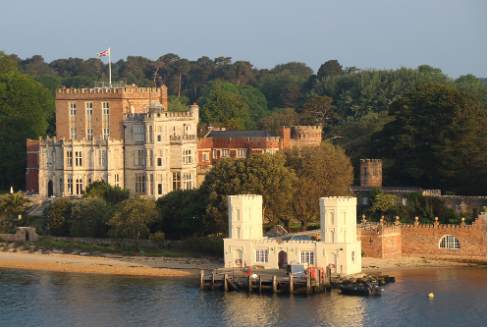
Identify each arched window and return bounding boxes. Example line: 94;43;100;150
439;235;460;249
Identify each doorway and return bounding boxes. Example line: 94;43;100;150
278;251;288;269
47;180;53;197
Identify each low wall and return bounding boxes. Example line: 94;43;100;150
441;195;487;215
0;228;41;243
358;225;401;259
50;236;184;248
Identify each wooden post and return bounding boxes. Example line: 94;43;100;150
306;269;311;294
248;274;252;292
289;275;294;294
272;275;277;293
211;273;215;290
259;276;262;293
200;270;205;289
224;273;228;292
318;268;322;292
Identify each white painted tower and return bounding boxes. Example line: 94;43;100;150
228;194;263;240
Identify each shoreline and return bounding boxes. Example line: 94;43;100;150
0;251;483;277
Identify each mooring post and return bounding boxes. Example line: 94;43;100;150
328;266;332;286
306;270;311;294
259;276;262;293
211;273;215;290
289;275;293;294
224;273;228;291
272;275;277;293
200;270;204;289
248;274;252;292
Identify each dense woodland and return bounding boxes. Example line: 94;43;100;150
0;51;486;198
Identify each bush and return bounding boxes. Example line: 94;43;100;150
47;198;72;236
31;218;48;235
70;198;109;238
182;236;224;257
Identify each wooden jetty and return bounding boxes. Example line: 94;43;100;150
200;267;332;294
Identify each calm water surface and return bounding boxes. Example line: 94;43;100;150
0;267;486;326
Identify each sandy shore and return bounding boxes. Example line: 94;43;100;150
0;251;480;277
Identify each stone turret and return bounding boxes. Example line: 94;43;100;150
360;159;382;187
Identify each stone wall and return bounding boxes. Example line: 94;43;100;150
0;228;41;243
440;195;487;215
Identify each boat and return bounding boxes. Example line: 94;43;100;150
337;280;383;296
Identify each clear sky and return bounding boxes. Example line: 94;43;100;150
1;0;486;78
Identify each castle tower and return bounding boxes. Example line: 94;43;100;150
360;159;382;187
319;196;357;243
228;195;263;240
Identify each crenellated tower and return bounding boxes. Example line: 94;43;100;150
360;159;382;187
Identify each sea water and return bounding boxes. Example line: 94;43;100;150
0;267;485;326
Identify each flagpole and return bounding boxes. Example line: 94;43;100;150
108;47;112;88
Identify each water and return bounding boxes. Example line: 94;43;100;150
0;267;485;326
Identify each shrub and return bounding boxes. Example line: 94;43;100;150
47;198;72;236
182;236;224;257
70;198;109;238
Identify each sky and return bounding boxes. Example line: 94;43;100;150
1;0;486;78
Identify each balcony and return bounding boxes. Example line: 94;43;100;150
170;134;196;144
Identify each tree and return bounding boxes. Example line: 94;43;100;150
167;95;190;112
317;60;343;80
0;192;30;218
107;197;158;251
47;198;72;236
297;96;339;126
70;198;109;238
372;83;487;195
257;108;300;135
83;180;130;207
0;51;17;74
370;194;396;218
270;62;314;78
200;153;296;234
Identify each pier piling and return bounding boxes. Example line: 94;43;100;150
272;276;277;293
248;275;252;292
306;270;311;294
211;274;215;290
200;270;204;290
289;276;293;294
224;274;228;291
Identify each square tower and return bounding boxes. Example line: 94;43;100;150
360;159;382;187
320;196;357;243
228;195;263;240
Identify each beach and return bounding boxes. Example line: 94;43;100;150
0;251;477;277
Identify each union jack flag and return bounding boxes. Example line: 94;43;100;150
97;49;110;57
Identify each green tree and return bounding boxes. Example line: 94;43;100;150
167;95;190;112
107;197;158;251
368;186;383;208
370;194;396;217
372;82;487;195
70;198;109;238
83;180;130;207
297;96;339;126
0;51;17;74
270;62;313;78
47;198;72;236
0;192;30;218
257;72;308;110
317;60;343;80
257;108;300;135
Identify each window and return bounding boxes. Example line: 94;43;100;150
75;151;82;166
352;251;356;262
135;150;145;166
134;126;144;142
103;102;109;115
45;150;53;167
59;178;63;194
157;150;162;166
114;174;119;187
150;174;154;196
402;198;408;206
183;149;192;164
158;184;162;195
212;149;217;159
86;102;93;115
75;177;83;195
183;172;193;190
173;126;178;136
87;128;93;140
439;235;460;250
66;151;72;167
363;197;368;205
67;176;73;195
222;149;230;157
266;149;275;154
255;249;268;263
173;172;181;190
103;128;110;140
157;135;161;142
202;153;209;162
135;174;145;193
184;124;190;135
69;103;76;116
149;126;153;143
149;150;153;167
237;149;246;157
98;150;106;167
70;128;77;140
300;251;314;265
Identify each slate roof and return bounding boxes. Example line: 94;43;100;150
206;130;278;139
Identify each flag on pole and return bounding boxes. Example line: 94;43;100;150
97;49;110;57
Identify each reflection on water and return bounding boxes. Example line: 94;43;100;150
0;267;485;326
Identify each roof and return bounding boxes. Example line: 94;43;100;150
206;130;278;139
350;186;423;192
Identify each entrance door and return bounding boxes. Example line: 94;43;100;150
233;249;243;268
278;251;288;269
47;180;53;197
328;252;337;274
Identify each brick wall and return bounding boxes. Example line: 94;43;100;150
358;225;402;258
26;139;40;193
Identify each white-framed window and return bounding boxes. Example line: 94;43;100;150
87;128;93;140
255;249;268;263
184;124;190;136
173;172;181;190
67;176;73;195
135;174;145;194
75;177;83;195
212;149;217;159
75;151;82;166
69;103;76;115
300;251;314;265
135;150;145;166
70;128;77;140
183;172;193;190
103;128;110;140
98;150;106;167
439;235;460;250
363;197;368;205
402;198;408;206
66;151;72;167
183;149;192;164
102;102;109;115
266;149;275;154
222;149;230;157
238;149;246;157
202;152;209;162
45;150;53;167
86;102;93;115
134;126;144;142
352;251;356;262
